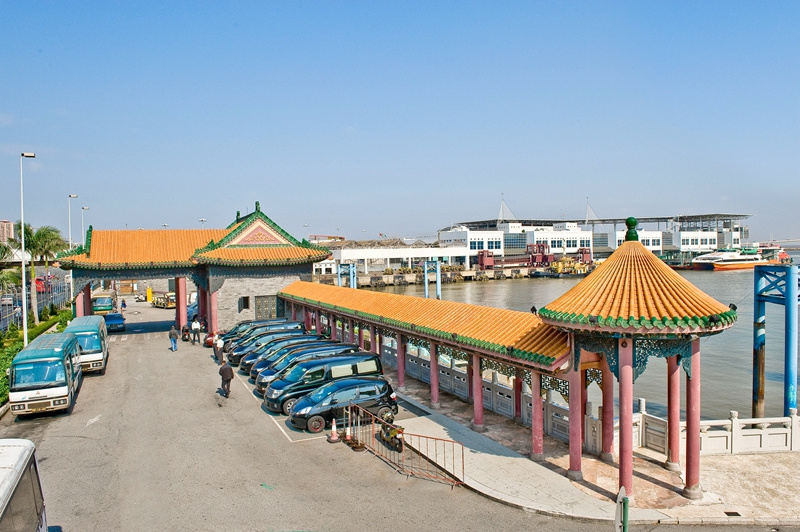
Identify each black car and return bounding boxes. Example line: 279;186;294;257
226;329;306;366
223;321;303;353
289;376;398;433
247;339;334;379
220;318;287;342
237;335;324;373
254;344;359;390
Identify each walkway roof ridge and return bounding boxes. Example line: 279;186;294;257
279;281;570;371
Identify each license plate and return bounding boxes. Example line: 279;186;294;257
28;401;50;411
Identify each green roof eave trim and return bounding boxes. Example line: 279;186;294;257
278;292;559;369
538;307;738;331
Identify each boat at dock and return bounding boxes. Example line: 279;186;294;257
692;246;791;271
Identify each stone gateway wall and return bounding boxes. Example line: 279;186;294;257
216;274;301;331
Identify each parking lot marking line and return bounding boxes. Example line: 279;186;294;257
234;372;297;443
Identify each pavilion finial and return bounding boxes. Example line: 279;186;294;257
255;201;261;212
625;217;639;242
236;210;240;222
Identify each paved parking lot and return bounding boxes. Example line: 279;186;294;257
1;301;609;532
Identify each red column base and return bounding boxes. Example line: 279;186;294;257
682;483;702;500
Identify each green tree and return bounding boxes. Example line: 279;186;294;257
8;222;67;326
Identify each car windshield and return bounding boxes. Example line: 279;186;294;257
11;361;67;391
282;364;308;383
308;381;339;403
94;297;113;307
75;333;102;353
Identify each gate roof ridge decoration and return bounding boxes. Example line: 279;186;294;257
279;280;571;372
57;201;330;269
538;217;737;336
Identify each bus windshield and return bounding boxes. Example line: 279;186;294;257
74;333;102;353
93;297;113;308
11;361;67;391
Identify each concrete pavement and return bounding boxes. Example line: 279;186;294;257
391;371;800;527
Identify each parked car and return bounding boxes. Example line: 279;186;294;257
219;318;288;344
238;335;326;374
249;339;334;380
289;377;398;433
263;353;384;415
0;296;14;306
222;321;303;353
253;344;360;387
103;312;126;332
226;329;306;366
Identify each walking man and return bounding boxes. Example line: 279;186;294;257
219;359;233;398
215;334;225;364
191;316;201;345
168;325;179;351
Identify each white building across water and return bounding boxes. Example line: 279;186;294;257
313;201;754;274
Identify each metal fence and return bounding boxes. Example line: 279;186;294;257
1;275;71;334
344;404;464;485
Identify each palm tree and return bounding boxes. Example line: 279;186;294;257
8;222;67;325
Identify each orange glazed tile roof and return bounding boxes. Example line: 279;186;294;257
57;202;330;269
539;238;737;335
279;281;571;371
61;229;229;267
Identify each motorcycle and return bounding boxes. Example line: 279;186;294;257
379;422;404;453
181;325;191;342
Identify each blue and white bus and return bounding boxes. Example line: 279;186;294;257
7;333;83;416
65;315;109;374
0;439;47;531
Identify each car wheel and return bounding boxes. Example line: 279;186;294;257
282;398;298;415
377;407;393;423
307;415;326;433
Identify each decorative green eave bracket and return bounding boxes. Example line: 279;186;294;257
537;307;738;332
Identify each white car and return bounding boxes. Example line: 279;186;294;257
0;296;14;306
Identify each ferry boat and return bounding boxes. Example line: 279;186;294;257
692;247;791;271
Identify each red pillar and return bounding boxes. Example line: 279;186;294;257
303;306;312;332
327;314;335;340
666;355;681;471
429;343;440;409
513;368;523;423
75;285;87;317
208;290;218;335
369;325;377;354
197;287;207;322
82;285;92;316
175;277;187;328
472;353;484;430
567;346;584;481
291;302;297;321
531;370;544;459
358;324;364;350
347;318;354;343
683;339;702;499
618;339;634;495
601;356;615;462
581;368;588;441
396;334;406;391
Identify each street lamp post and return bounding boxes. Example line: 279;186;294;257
20;152;35;346
68;194;78;249
81;207;90;247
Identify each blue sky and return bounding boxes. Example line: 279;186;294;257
2;2;798;243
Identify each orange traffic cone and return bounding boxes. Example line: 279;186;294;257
327;418;340;443
344;423;352;442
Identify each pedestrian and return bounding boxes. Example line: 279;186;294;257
121;299;127;312
219;359;233;398
191;316;201;345
215;334;225;364
168;325;179;351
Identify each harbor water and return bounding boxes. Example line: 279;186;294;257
371;252;800;420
